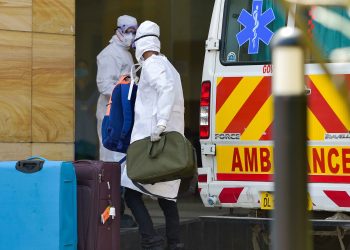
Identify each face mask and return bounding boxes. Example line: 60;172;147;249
122;33;135;47
116;30;135;48
135;44;144;63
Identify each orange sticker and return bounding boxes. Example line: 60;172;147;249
101;206;111;224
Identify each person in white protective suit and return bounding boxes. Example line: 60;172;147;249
96;15;138;228
121;21;185;250
96;15;137;162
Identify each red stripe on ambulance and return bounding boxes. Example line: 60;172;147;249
198;174;208;183
217;173;272;182
260;123;272;140
309;175;350;183
219;187;244;203
217;174;350;183
324;190;350;207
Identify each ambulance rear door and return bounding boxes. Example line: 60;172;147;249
208;0;287;208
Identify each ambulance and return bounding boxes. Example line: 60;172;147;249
198;0;350;212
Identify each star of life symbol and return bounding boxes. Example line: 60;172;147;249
236;0;276;54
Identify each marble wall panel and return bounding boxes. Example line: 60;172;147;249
0;143;31;160
32;33;74;143
32;143;74;160
0;30;32;142
33;0;75;35
0;0;32;32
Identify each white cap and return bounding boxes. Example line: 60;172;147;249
135;20;160;40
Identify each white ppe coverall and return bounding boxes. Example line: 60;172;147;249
121;21;185;199
96;35;134;161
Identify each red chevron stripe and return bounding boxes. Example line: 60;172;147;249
219;187;244;203
324;190;350;207
198;174;207;183
307;77;347;132
216;77;243;113
224;77;271;133
260;123;272;140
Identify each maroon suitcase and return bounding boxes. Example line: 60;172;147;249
74;160;120;250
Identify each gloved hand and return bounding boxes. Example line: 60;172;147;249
150;125;166;142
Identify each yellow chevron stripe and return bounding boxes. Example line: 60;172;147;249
309;75;350;129
307;107;327;140
216;77;223;86
241;95;273;140
216;76;264;133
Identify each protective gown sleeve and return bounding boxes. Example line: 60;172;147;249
96;54;122;96
144;60;175;128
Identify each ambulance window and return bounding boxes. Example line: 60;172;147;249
221;0;286;64
296;6;350;62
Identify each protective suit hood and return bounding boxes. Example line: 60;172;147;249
134;21;160;63
116;15;138;48
117;15;138;32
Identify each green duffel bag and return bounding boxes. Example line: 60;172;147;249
126;131;197;184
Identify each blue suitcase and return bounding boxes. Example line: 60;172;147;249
0;157;77;250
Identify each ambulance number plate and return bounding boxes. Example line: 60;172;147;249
260;192;313;210
260;192;274;210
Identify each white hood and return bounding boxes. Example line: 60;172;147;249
134;21;161;63
117;15;138;32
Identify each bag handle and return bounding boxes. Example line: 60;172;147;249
27;156;47;161
16;160;44;174
148;135;166;158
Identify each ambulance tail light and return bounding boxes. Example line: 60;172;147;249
200;81;211;139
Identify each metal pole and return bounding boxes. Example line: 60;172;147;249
271;27;311;250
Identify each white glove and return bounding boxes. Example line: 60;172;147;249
150;125;166;142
